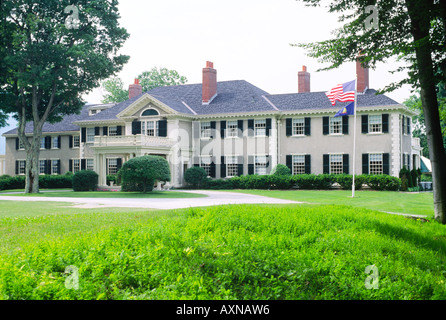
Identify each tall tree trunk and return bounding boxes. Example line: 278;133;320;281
25;140;40;194
406;0;446;224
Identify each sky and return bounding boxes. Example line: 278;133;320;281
0;0;415;155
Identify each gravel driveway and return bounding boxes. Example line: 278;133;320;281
0;190;301;209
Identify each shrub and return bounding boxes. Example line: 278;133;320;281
336;174;365;190
0;176;26;191
0;174;12;180
107;174;119;186
365;175;401;191
72;170;99;192
39;175;73;189
292;174;334;190
267;175;295;189
271;164;291;176
184;167;208;189
119;155;170;193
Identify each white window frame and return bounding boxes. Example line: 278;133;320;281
369;115;383;133
201;122;212;139
226;121;238;138
329;117;343;135
254;155;268;175
52;136;60;149
18;160;26;175
108;126;118;137
39;160;46;175
18;139;25;150
200;156;212;176
51;159;59;175
254;119;267;137
292;118;305;136
292;155;306;175
107;158;119;175
73;159;81;173
226;156;239;177
40;137;46;150
86;128;95;143
86;159;94;171
73;135;80;148
369;153;383;175
329;154;343;175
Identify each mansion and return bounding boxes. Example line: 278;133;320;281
3;61;421;188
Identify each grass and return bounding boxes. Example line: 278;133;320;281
225;189;435;217
0;190;207;199
0;200;445;300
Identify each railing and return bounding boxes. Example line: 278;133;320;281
94;135;174;148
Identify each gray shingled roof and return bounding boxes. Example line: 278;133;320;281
3;81;401;135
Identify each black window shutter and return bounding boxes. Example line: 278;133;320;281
210;161;216;178
94;127;100;136
117;158;122;170
323;154;330;174
286;119;292;137
81;159;86;170
221;121;226;139
362;154;369;174
248;155;254;175
15;161;18;175
286;155;293;173
383;153;390;175
248;119;254;137
58;136;61;149
210;121;216;139
117;126;123;136
15;138;19;150
305;118;311;136
45;136;51;149
103;127;108;136
342;117;349;135
323;117;329;135
266;119;272;137
402;116;406;135
237;120;244;138
362;115;369;134
305;155;311;174
220;156;226;178
158;120;168;137
46;160;51;175
343;154;349;174
237;156;244;176
407;117;411;135
69;160;73;172
81;128;86;142
69;136;73;148
382;114;389;133
132;121;141;135
407;154;411;170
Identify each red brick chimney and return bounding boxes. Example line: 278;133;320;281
356;58;369;93
202;61;217;105
298;66;311;93
129;79;143;100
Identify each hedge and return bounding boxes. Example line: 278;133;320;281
195;174;402;191
72;170;98;192
0;175;73;191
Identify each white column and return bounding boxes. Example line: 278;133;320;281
391;113;401;177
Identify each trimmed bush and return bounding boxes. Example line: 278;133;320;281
0;176;26;191
271;164;291;176
364;174;401;191
38;175;73;189
336;174;366;190
119;155;170;193
184;167;208;189
72;170;99;192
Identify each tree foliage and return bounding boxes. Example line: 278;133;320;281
0;0;130;193
118;156;171;193
102;67;188;103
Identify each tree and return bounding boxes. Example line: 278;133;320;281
0;0;130;194
101;67;188;103
293;0;446;224
404;85;446;158
118;155;170;193
271;164;291;176
184;167;208;189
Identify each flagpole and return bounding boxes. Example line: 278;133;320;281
351;75;358;198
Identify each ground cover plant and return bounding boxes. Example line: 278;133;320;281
0;201;445;300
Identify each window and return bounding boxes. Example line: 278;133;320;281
227;121;238;138
52;136;59;149
108;158;118;175
51;160;59;175
200;156;212;176
73;136;80;148
142;121;156;136
369;115;382;133
73;159;81;173
330;154;344;175
87;128;95;143
201;122;212;139
18;160;26;175
329;117;342;135
40;138;46;149
292;155;306;175
39;160;46;175
292;119;305;136
255;155;268;175
255;119;266;136
18;139;25;150
226;156;238;177
86;159;94;171
142;109;159;117
108;126;118;136
369;153;383;175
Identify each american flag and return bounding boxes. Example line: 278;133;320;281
325;80;356;106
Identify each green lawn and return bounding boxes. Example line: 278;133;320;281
0;190;207;199
226;189;434;217
0;200;445;300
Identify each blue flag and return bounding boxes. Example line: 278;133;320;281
334;101;355;117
